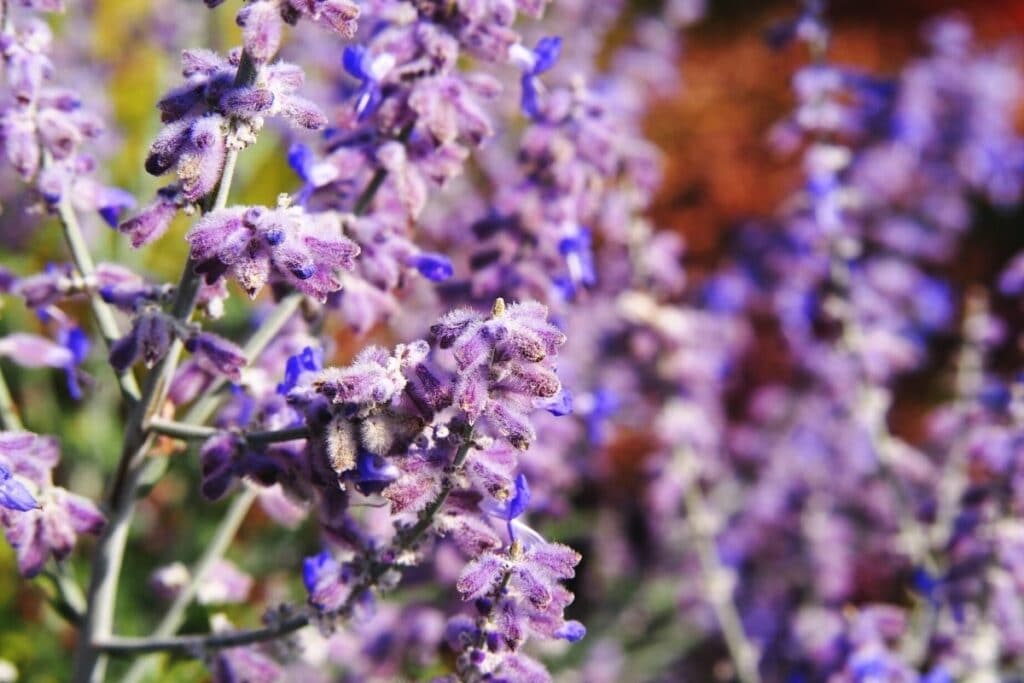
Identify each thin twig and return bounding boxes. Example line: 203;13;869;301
54;189;142;403
97;614;310;656
678;448;761;683
70;52;259;683
0;363;23;431
147;418;310;445
105;436;476;657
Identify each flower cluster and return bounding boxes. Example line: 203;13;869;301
448;536;584;681
121;49;329;247
0;7;133;224
0;432;104;577
186;203;360;300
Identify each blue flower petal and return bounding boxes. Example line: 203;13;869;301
532;36;562;74
0;465;38;512
413;252;455;282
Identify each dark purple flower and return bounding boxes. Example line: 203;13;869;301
185;332;248;381
354;451;399;495
199;433;241;501
109;311;174;372
118;187;179;248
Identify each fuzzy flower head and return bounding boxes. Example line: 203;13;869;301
432;300;566;450
0;432;104;577
187;204;359;301
452;537;584;678
124;48;329;244
314;342;429;409
233;0;360;65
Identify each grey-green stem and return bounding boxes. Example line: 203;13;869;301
103;435;476;658
120;293;304;683
54;189;142;403
0;363;22;431
147;418;310;445
116;113;411;677
70;52;259;683
678;447;761;683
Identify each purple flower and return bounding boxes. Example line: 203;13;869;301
199;433;241;501
342;45;389;121
0;333;76;369
195;559;254;605
0;464;38;513
109;311;174;372
314;342;426;407
410;252;454;282
14;264;73;309
118;187;180;248
554;620;586;642
148;562;190;601
208;614;283;683
354;451;399;495
432;301;565;449
236;1;285;64
96;186;136;228
512;37;562;120
176;115;228;202
185;332;248;381
1;484;105;577
452;536;583;678
56;326;89;399
0;432;59;487
187;205;359;300
0;328;89;400
303;549;351;612
282;0;360;38
481;473;532;543
277;346;323;396
557;226;596;293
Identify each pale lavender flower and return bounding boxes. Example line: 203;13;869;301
196;559;254;605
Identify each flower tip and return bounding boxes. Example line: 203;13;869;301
412;252;454;282
555;620;586;642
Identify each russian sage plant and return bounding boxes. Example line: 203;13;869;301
2;0;1024;681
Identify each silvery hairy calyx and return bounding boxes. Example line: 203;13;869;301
2;0;1024;681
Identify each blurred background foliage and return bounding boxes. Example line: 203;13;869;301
1;0;1023;680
